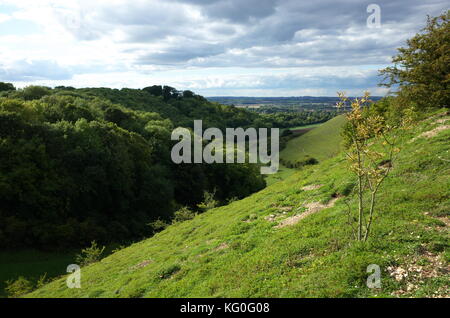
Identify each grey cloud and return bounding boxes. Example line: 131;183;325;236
51;0;449;71
0;60;72;81
199;0;279;23
169;0;279;23
136;41;226;64
171;70;381;92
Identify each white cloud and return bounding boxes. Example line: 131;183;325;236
0;13;11;23
0;0;448;95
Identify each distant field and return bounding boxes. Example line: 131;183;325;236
280;115;347;164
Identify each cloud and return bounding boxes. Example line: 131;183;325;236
0;0;448;95
0;59;72;81
136;40;226;64
0;13;12;23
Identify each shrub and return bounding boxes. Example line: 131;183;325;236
173;206;196;223
75;241;106;267
197;189;218;212
35;273;48;289
148;219;170;233
5;276;33;298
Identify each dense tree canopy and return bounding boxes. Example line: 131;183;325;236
0;86;270;249
379;10;449;109
0;82;16;92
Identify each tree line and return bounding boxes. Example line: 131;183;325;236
0;86;267;249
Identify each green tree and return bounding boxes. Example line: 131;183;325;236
162;85;176;101
379;11;450;109
337;92;399;241
75;241;106;266
182;90;195;98
173;206;196;223
21;86;51;100
143;85;163;97
0;82;15;92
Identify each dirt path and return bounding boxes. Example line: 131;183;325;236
275;196;340;228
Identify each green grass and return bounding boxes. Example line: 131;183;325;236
264;163;296;186
268;123;324;185
280;115;347;163
287;123;323;131
280;122;323;135
27;110;450;298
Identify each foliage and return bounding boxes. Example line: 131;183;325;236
337;92;400;241
379;11;450;109
5;276;34;298
0;87;268;248
0;82;15;92
148;219;170;233
8;85;52;100
35;273;48;289
260;111;337;128
27;110;450;298
172;207;197;223
281;156;318;169
75;241;106;267
197;189;219;212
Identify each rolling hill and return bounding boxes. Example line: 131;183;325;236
280;115;347;164
27;109;449;298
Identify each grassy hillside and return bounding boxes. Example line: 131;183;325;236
28;110;449;298
267;123;324;186
264;163;296;186
280;115;346;164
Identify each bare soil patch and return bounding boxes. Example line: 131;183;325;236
389;250;449;298
301;184;323;191
275;196;340;228
130;259;153;270
410;124;450;143
214;242;229;251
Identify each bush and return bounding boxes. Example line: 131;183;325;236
5;276;33;298
282;156;318;169
173;206;196;223
148;219;170;233
75;241;106;267
197;189;218;212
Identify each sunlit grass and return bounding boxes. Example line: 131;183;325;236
26;110;450;298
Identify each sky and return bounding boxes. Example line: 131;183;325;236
0;0;448;96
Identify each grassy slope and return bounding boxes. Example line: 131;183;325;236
288;122;323;131
280;115;346;163
280;122;323;135
267;122;326;186
29;111;449;298
264;163;296;186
